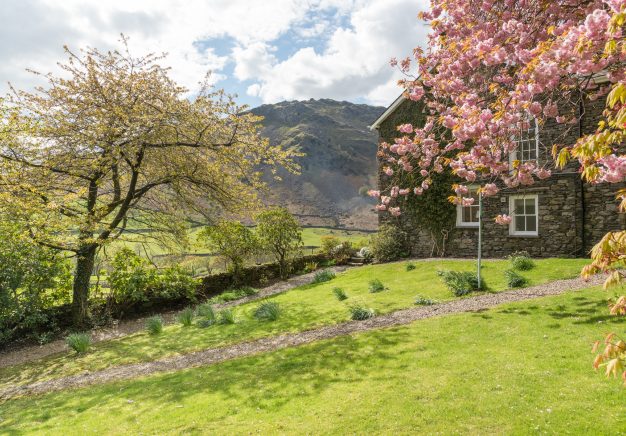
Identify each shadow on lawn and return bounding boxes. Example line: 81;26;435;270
0;327;417;434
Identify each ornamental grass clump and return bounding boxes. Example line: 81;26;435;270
414;296;436;306
66;333;91;354
333;287;348;301
368;278;385;293
253;301;281;321
217;308;236;325
349;305;375;321
504;269;527;288
312;269;336;284
406;263;416;271
177;308;194;327
437;270;482;296
146;316;163;335
508;251;535;271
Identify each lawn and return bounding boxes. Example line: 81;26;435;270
1;286;624;434
0;258;589;393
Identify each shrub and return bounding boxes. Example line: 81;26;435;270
217;308;236;324
333;287;348;301
349;305;375;320
256;208;303;279
253;302;281;321
406;262;416;271
177;308;194;327
438;270;483;296
198;221;259;278
370;224;409;262
146;316;163;335
320;236;341;257
330;241;355;264
304;261;319;273
109;249;198;306
414;296;436;306
312;269;336;284
66;333;90;354
504;269;527;288
509;252;535;271
368;279;385;293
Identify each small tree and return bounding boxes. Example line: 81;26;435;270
198;221;258;278
256;208;303;279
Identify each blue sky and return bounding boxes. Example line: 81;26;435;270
0;0;429;108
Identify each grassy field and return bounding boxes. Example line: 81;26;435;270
1;286;624;434
0;258;588;393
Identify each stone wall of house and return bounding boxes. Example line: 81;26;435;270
376;93;625;259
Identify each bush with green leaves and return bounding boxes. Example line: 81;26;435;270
177;308;194;326
66;333;91;354
437;270;483;296
146;316;164;335
406;263;416;271
508;251;535;271
109;249;198;306
217;308;236;324
370;224;410;262
312;269;336;284
349;305;375;320
0;219;73;346
333;287;348;301
253;301;281;321
368;279;385;293
504;269;527;288
414;296;437;306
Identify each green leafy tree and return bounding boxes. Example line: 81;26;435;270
0;40;297;325
256;208;303;279
198;221;258;278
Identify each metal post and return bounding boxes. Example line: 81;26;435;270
477;192;483;289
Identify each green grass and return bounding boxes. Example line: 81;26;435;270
1;286;624;434
0;258;589;393
299;227;372;247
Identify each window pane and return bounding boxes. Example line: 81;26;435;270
525;199;535;215
514;199;524;215
526;216;537;232
515;216;525;232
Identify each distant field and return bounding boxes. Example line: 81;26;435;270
110;226;374;257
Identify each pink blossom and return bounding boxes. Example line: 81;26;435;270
398;123;414;133
389;207;402;216
414;187;424;195
481;183;499;196
535;168;552;179
381;196;391;205
367;189;380;198
408;86;425;101
383;167;394;176
375;204;387;211
495;214;512;225
399;188;410;195
454;184;469;196
390;186;400;197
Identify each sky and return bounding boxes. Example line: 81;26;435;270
0;0;429;108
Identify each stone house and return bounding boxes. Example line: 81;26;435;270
370;86;625;258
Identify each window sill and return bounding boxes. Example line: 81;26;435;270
508;233;539;238
456;224;479;229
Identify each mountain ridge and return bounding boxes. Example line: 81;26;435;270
251;98;384;230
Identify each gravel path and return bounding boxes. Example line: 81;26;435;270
0;265;352;369
0;274;603;401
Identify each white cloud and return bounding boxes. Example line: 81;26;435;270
247;0;429;106
0;0;429;107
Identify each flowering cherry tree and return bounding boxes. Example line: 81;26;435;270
372;0;626;383
373;0;625;274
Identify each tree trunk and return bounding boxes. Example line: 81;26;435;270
72;244;97;326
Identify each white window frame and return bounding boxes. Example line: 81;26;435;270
456;191;480;228
509;194;539;236
509;117;540;166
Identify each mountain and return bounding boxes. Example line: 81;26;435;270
251;99;384;230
